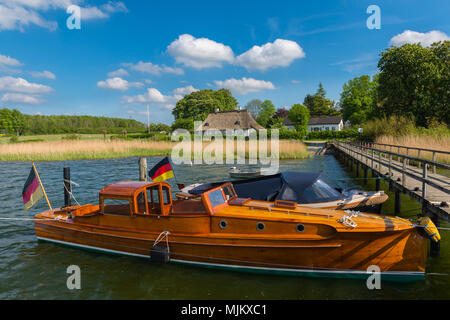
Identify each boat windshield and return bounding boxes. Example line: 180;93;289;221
302;179;342;203
222;184;237;200
208;189;226;207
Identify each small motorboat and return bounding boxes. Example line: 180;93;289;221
34;179;438;281
228;167;277;179
177;171;388;212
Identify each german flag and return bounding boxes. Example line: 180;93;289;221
22;166;44;211
149;156;174;182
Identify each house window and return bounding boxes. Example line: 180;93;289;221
234;120;240;125
332;127;336;131
325;127;329;131
204;123;209;126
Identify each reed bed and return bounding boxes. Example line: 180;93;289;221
0;139;308;161
375;134;450;163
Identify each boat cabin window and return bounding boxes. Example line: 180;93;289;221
223;184;237;200
202;186;230;215
162;186;171;205
208;189;226;207
102;198;131;216
147;185;161;214
136;191;147;214
145;184;172;215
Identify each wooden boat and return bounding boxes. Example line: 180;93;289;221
228;167;277;179
33;179;434;281
177;171;388;212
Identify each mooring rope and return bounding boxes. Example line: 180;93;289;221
63;179;81;206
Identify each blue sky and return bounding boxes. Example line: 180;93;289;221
0;0;449;125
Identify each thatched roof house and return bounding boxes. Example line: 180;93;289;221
196;109;264;133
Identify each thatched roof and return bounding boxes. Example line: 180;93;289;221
196;110;264;131
308;116;342;125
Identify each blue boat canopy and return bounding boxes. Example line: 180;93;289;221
189;171;345;204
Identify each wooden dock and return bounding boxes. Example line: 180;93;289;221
330;140;450;255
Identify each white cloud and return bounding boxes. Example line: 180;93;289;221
101;1;128;13
214;77;275;95
123;88;169;104
236;39;305;71
123;61;184;76
0;76;52;93
1;92;43;104
172;85;198;96
107;68;129;77
390;30;450;47
80;6;108;20
97;77;143;91
0;53;22;66
0;1;127;31
0;3;57;31
291;79;301;84
29;70;55;79
167;34;235;69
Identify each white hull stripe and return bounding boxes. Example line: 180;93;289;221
37;236;424;279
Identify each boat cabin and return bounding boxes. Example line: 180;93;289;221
97;181;238;217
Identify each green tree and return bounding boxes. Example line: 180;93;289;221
288;104;310;138
172;89;239;121
171;118;194;132
377;41;450;126
245;99;263;119
256;100;276;128
303;83;338;116
340;75;378;126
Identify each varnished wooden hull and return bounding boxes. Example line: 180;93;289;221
34;211;427;282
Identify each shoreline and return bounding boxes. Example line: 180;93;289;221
0;139;309;162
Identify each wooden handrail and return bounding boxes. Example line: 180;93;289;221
338;141;450;170
358;141;450;156
332;141;450;197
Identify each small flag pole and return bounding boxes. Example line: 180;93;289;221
32;162;52;211
168;155;183;189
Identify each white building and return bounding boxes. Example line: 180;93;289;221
307;117;343;132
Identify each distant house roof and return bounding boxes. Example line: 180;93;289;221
282;117;294;126
196;109;264;131
308;116;343;125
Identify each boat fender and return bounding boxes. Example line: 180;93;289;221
150;244;170;263
417;217;441;243
150;231;170;263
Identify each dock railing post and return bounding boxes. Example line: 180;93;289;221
422;162;427;198
432;152;436;174
402;157;406;187
418;149;421;168
388;153;392;178
139;157;148;181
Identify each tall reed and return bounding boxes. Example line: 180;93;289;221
0;139;308;161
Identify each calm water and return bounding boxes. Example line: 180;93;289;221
0;155;449;299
